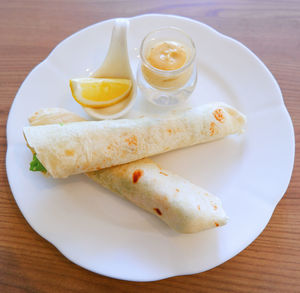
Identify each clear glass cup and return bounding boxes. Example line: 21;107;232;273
137;27;197;106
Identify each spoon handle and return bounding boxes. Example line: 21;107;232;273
92;18;132;79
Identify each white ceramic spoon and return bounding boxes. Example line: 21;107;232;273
84;18;137;120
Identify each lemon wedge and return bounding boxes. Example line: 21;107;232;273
70;78;132;108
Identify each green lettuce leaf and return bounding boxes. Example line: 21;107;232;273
30;154;47;172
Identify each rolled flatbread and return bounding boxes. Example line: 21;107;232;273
24;103;246;178
29;108;85;126
87;159;228;233
29;108;229;233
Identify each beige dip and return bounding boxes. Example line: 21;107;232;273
142;41;193;90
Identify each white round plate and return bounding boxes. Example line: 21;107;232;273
6;14;294;281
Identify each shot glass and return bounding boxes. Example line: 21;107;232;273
137;27;197;106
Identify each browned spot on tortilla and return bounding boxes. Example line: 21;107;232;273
153;208;162;216
197;205;201;211
132;169;143;183
215;222;219;227
173;127;181;134
125;135;137;146
65;149;74;156
82;162;89;170
213;108;225;123
209;122;216;136
168;129;172;134
176;188;180;192
160;171;168;176
153;195;169;211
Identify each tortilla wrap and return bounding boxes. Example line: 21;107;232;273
29;108;229;233
24;103;246;178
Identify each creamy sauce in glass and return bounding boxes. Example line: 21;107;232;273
146;41;187;71
142;40;192;90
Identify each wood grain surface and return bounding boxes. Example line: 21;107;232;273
1;0;299;292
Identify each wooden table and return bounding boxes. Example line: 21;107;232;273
1;0;299;292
